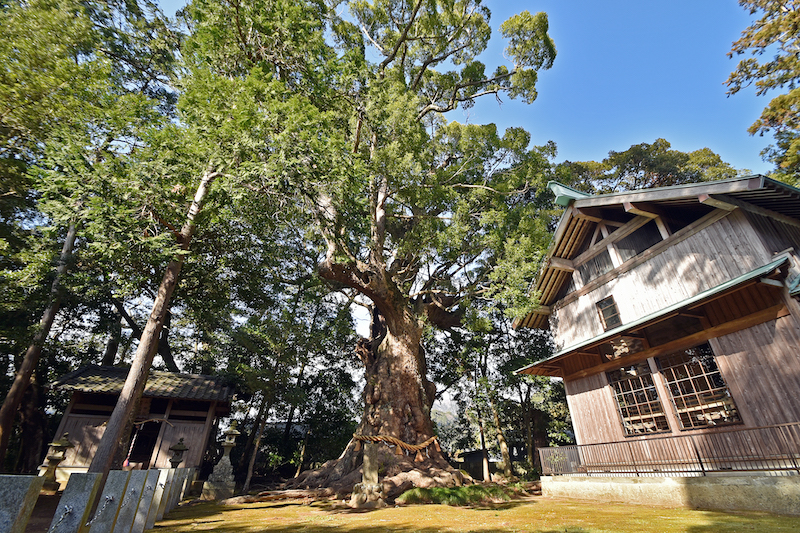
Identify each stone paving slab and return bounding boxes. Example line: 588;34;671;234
130;470;160;533
154;469;175;521
47;473;102;533
145;469;170;531
87;470;131;533
0;474;45;533
111;470;148;533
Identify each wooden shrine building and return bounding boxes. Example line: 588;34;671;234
514;176;800;513
47;365;233;482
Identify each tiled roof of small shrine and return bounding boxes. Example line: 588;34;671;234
50;364;234;402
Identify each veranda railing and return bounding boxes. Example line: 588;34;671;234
539;422;800;477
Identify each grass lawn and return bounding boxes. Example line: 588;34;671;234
151;497;800;533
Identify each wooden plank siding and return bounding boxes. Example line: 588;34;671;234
712;313;800;427
565;373;624;445
58;415;109;467
563;312;800;447
744;210;800;255
150;421;207;468
551;209;772;351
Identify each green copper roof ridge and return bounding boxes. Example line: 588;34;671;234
547;181;591;206
515;256;789;374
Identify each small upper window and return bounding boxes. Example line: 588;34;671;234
596;296;622;331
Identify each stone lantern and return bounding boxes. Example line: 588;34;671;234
41;433;74;493
201;421;240;500
169;438;189;468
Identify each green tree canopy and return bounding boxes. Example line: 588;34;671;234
727;0;800;177
559;138;738;193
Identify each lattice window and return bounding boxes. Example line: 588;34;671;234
596;295;622;330
657;343;741;430
607;362;670;436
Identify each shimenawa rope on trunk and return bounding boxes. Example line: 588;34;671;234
352;434;441;462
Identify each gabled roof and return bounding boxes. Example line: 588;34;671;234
50;364;234;402
515;175;800;330
516;257;790;376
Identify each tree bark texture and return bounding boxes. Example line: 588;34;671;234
0;220;78;467
289;300;464;496
87;168;217;481
489;397;513;478
101;311;122;366
242;395;271;494
17;373;46;473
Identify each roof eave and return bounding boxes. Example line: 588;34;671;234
516;256;790;376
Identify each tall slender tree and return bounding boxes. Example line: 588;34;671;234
0;0;179;465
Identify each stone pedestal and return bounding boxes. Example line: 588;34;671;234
41;434;74;494
349;443;385;509
202;456;235;500
48;472;103;533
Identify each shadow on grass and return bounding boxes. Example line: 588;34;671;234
312;499;537;514
153;499;556;533
154;498;800;533
683;510;800;533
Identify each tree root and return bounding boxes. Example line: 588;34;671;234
285;444;471;501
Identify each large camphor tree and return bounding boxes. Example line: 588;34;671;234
251;0;557;491
84;0;555;489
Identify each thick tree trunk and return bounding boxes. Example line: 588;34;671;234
361;312;437;448
489;397;513;479
87;168;217;481
289;306;463;496
0;220;78;466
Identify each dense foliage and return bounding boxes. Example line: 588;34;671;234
0;0;745;482
728;0;800;180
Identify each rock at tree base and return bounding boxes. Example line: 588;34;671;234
349;482;386;509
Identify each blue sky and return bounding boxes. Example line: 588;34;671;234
160;1;772;174
465;1;771;174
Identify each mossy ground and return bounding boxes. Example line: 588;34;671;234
151;495;800;533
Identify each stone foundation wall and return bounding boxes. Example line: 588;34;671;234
542;475;800;516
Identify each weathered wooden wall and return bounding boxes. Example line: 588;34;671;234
565;373;624;445
58;415;108;467
566;311;800;446
744;211;800;255
552;209;772;351
712;313;800;427
150;421;207;468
